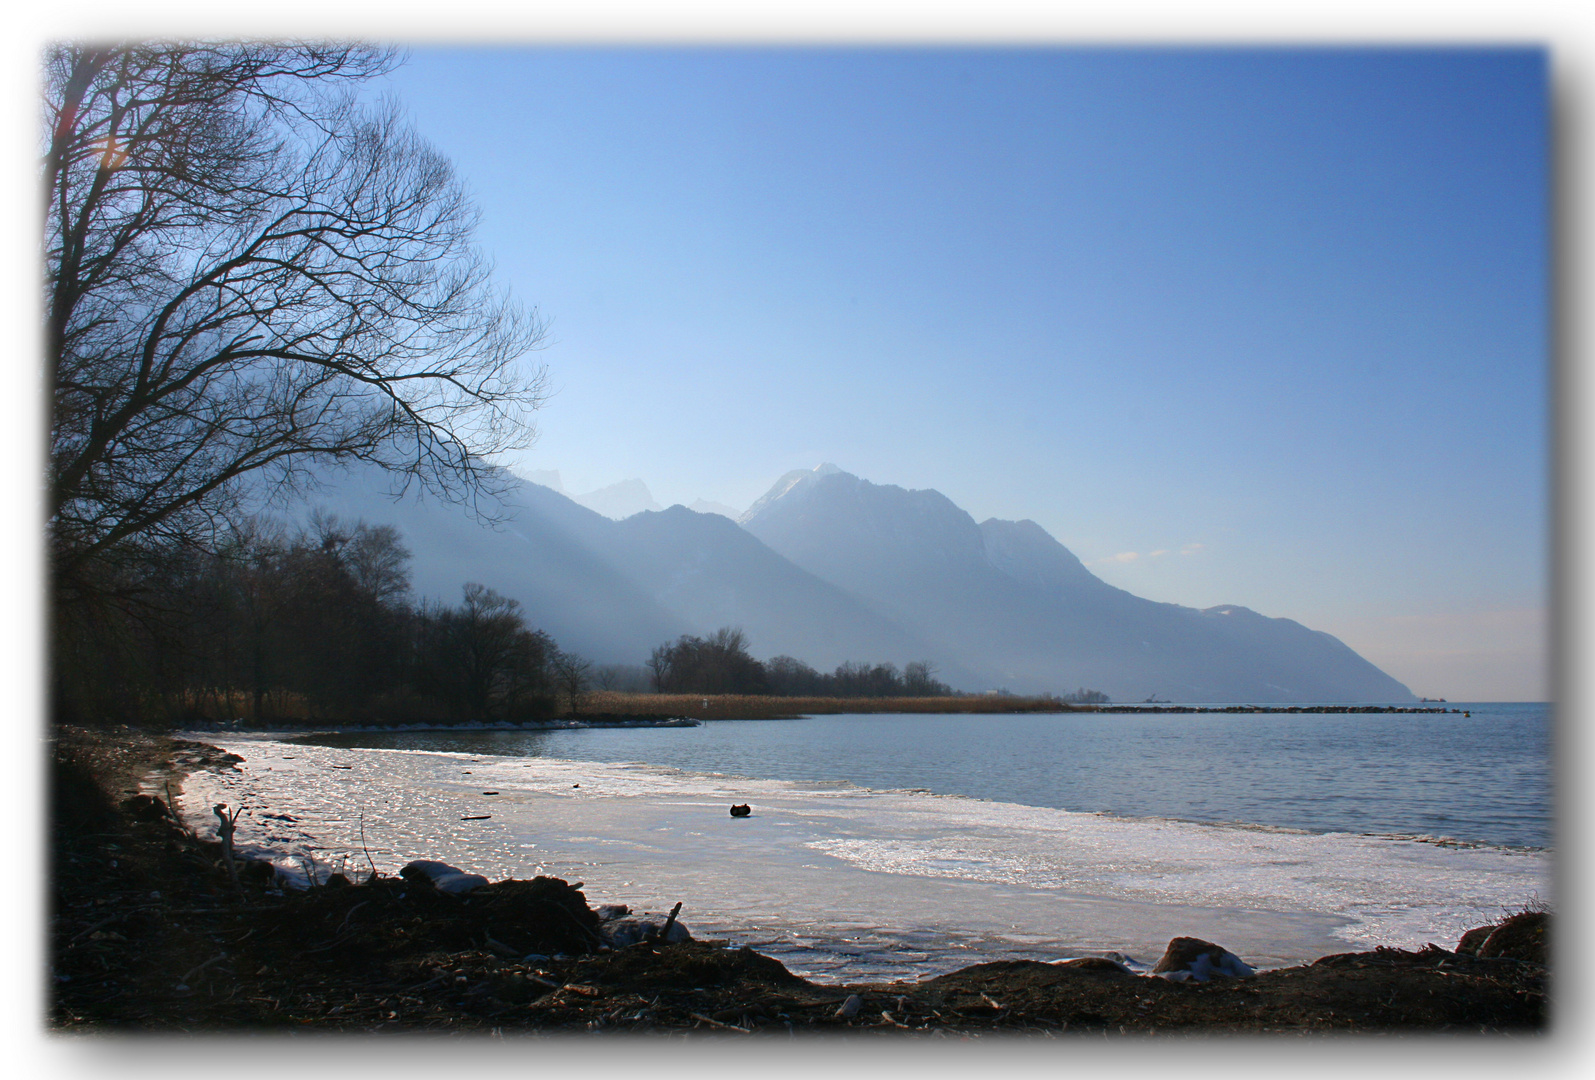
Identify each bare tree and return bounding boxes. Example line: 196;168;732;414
647;627;767;694
417;584;551;721
903;660;950;696
550;649;593;714
329;514;411;609
647;644;673;693
45;44;548;596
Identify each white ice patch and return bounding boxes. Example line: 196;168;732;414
402;860;489;895
799;816;1543;954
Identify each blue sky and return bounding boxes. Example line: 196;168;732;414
374;47;1548;700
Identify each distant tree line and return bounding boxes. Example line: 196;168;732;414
57;531;1113;724
765;657;955;698
54;514;589;727
642;627;1113;702
646;628;956;698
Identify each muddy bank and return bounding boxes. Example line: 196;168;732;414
48;726;1547;1034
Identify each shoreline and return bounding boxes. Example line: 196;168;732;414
581;693;1461;719
1082;704;1459;714
179;695;1463;737
49;724;1549;1033
178;725;1548;978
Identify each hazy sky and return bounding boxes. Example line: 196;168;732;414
373;47;1548;700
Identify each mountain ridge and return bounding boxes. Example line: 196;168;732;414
740;464;1415;702
294;460;1414;702
294;462;980;684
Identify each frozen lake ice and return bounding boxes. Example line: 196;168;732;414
171;732;1550;984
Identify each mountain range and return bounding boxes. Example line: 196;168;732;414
299;462;1415;703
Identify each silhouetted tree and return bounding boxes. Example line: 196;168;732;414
647;644;674;692
832;661;902;697
415;584;553;721
903;660;951;696
551;649;594;714
650;627;768;694
765;655;825;696
208;518;290;722
46;43;547;610
267;515;412;716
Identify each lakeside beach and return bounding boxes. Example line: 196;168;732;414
49;724;1549;1034
169;709;1549;983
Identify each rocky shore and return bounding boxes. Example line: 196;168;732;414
49;725;1548;1035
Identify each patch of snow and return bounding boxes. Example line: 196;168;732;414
401;859;489;895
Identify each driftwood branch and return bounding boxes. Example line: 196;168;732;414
655;901;683;943
689;1011;750;1033
358;813;378;882
212;803;245;897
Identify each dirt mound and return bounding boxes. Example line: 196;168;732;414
242;872;608;963
1464;911;1549;965
582;940;814;994
887;943;1545;1034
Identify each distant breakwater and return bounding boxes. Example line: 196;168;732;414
1082;705;1460;715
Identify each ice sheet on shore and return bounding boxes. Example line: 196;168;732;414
172;734;1551;984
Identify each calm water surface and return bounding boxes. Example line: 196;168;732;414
301;702;1551;851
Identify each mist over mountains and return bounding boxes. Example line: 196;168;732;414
300;462;1415;703
519;470;665;520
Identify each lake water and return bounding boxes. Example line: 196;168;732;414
174;702;1551;983
298;702;1550;849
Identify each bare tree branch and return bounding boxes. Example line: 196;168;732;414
45;43;549;595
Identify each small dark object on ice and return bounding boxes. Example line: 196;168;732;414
730;804;751;817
